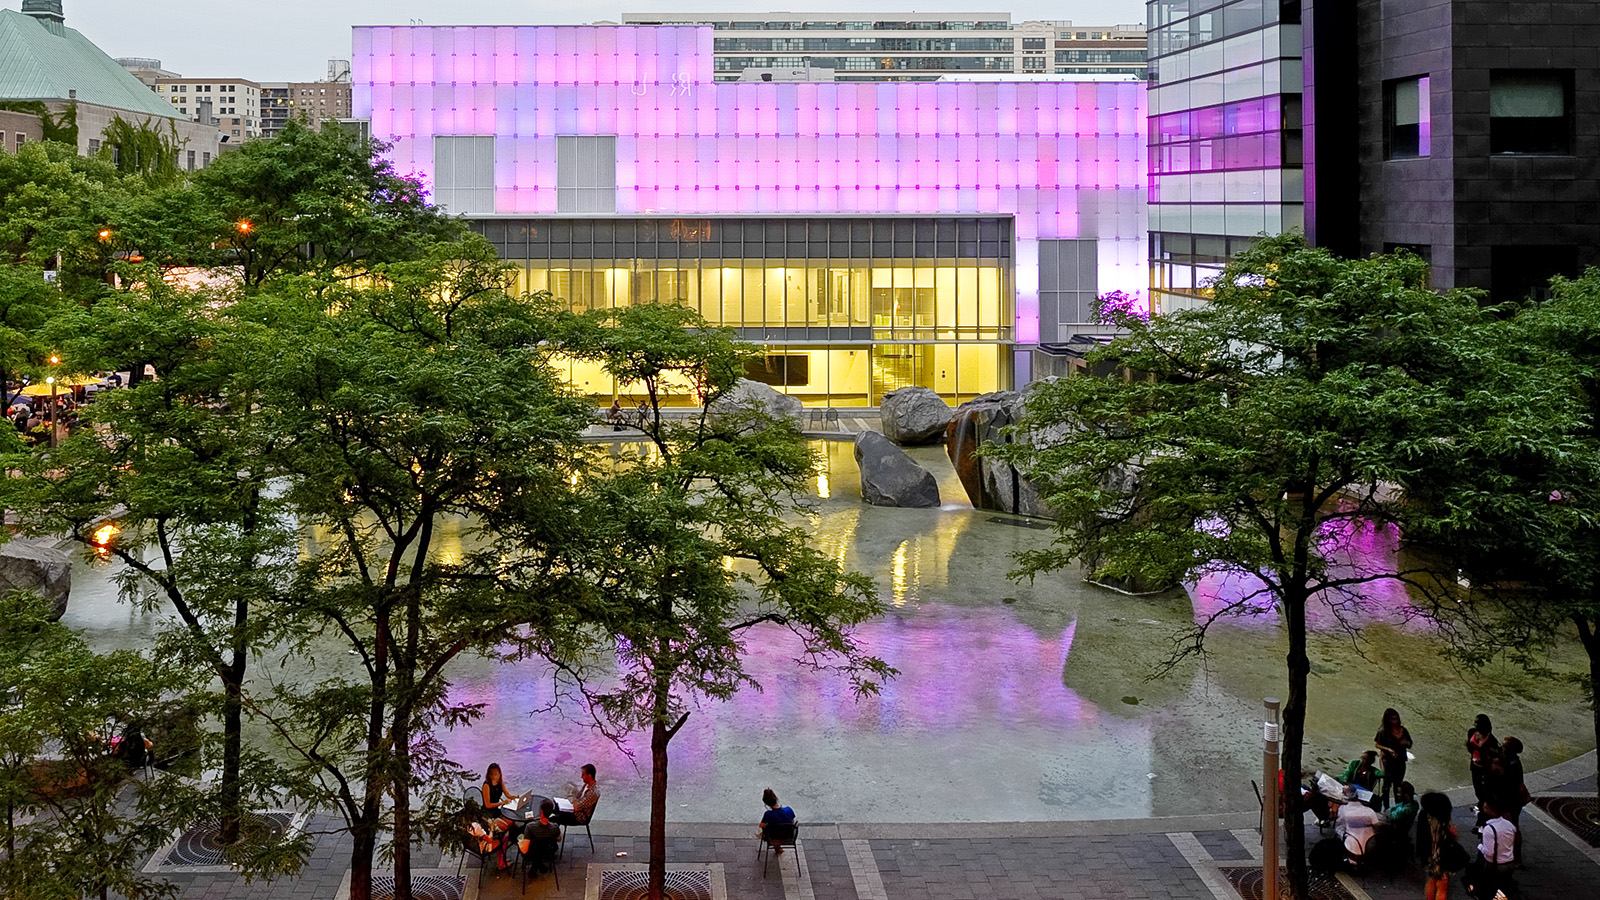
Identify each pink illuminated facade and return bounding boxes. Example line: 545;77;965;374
354;25;1146;404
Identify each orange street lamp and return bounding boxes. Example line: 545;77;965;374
237;220;252;234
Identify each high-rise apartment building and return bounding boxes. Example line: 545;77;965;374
620;12;1147;81
154;77;261;142
1148;0;1600;312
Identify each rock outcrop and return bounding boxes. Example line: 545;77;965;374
879;387;953;445
708;379;805;429
0;540;72;621
944;390;1054;517
855;431;941;508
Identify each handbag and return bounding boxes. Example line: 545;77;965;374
1440;835;1470;872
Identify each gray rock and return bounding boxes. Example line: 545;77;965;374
880;387;953;445
0;540;72;621
708;378;805;429
854;431;941;508
944;387;1057;518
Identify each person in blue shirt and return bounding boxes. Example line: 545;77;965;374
758;788;797;854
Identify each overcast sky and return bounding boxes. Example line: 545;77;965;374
12;1;1148;83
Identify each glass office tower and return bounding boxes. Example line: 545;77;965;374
1146;1;1303;315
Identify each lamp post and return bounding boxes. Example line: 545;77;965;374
1263;697;1281;900
45;376;57;447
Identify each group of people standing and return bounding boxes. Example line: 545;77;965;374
1363;710;1527;900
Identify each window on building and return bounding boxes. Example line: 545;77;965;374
744;355;810;387
186;149;195;170
15;133;25;149
435;135;497;214
556;135;618;213
203;152;211;166
1386;75;1430;158
88;138;100;155
1492;245;1578;300
1022;38;1045;49
1023;57;1045;70
1491;70;1572;154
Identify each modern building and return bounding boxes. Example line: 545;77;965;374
354;24;1145;406
620;12;1148;82
153;77;261;142
1148;0;1600;310
1145;0;1304;316
0;1;220;165
260;77;353;139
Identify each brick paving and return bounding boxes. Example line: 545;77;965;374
138;756;1599;900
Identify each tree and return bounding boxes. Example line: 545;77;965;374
2;271;307;863
1403;268;1600;814
0;140;128;297
123;122;459;287
0;590;205;900
998;235;1551;899
249;237;591;900
524;302;893;900
99;116;184;186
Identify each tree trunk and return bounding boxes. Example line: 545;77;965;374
218;672;244;844
1281;589;1312;900
649;716;670;900
348;815;378;900
392;706;414;900
1577;614;1600;812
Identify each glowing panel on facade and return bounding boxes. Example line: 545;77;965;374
353;25;1147;341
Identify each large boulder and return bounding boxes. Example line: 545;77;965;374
708;379;805;429
854;431;941;508
0;540;72;621
879;387;953;445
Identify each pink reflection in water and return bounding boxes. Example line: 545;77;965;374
1189;515;1418;630
441;604;1090;793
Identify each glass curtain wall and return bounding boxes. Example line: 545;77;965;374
476;217;1013;407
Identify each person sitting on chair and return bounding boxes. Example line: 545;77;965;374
1387;781;1419;831
520;798;563;875
481;763;523;868
758;788;797;854
553;763;600;827
1337;797;1384;862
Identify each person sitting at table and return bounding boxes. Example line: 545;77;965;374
1337;796;1385;861
758;788;797;854
553;763;600;827
519;798;563;876
481;763;522;868
1340;750;1384;799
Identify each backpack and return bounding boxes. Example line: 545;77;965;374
1440;834;1470;872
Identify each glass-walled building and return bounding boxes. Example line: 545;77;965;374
481;216;1010;404
354;25;1146;407
1146;1;1303;316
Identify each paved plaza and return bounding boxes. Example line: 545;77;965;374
147;753;1600;900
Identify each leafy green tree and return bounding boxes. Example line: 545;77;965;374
528;302;892;900
2;271;309;862
998;235;1553;899
0;590;205;900
0;140;128;296
1403;269;1600;811
249;238;591;900
123;122;459;288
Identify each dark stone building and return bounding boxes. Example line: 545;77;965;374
1150;0;1600;306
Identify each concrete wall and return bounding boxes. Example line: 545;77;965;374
62;101;220;169
0;109;45;153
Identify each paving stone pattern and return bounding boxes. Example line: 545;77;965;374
139;766;1600;899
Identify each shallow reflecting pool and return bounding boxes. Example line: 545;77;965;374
61;441;1596;824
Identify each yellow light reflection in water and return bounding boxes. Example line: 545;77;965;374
891;540;909;607
816;469;830;500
